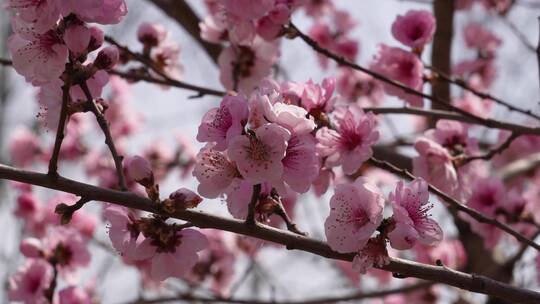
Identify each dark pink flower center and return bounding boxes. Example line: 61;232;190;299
245;137;269;161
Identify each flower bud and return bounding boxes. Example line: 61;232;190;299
88;27;104;52
20;238;43;258
125;155;155;187
94;46;119;70
64;24;91;56
163;188;202;213
137;22;166;47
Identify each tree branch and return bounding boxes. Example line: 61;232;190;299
0;164;539;303
131;281;432;304
80;82;128;191
368;157;540;253
287;22;540;136
146;0;222;63
48;83;71;176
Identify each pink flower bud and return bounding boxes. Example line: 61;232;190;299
94;46;119;70
64;24;91;55
88;27;104;52
20;238;43;258
124;155;154;187
164;188;202;213
137;22;167;47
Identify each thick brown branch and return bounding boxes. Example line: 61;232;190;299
0;164;539;303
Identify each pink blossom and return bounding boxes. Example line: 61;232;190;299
413;137;458;195
20;238;43;258
193;145;240;198
370;45;424;107
63;23;91;55
9;127;42;167
324;179;384;253
6;1;60;33
58;286;92;304
8;259;53;304
44;227;91;272
37;80;63;130
425;120;478;156
197;95;249;151
188;230;236;296
218;38;279;94
167;188;203;210
312;167;334;197
278;134;319;193
59;0;127;25
94;46;119;70
299;77;336;113
463;22;502;54
222;0;275;20
104;77;142;138
134;228;208;281
391;10;436;49
316;106;379;175
336;68;385;106
151;40;183;81
257;95;316;135
137;22;167;47
8;22;68;85
124;155;155;187
228;123;290;185
15;192;42;222
388;178;443;250
467;177;505;216
103;205;141;261
200;16;227;43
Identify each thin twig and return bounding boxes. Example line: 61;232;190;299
363;107;540;135
1;164;539;302
48;83;71;176
368;157;540;253
288;22;540;134
460;133;519;164
425;64;540;121
131;281;432;304
109;70;225;97
500;16;536;53
246;184;262;225
80;82;128;191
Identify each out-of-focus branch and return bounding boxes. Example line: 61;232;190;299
460;133;518;164
131;281;432;304
497;151;540;181
0;164;540;302
425;64;540;121
146;0;222;63
430;0;454;116
109;70;225;97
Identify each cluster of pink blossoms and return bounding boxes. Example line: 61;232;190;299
325;177;442;273
193;77;380;223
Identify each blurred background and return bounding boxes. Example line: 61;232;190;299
1;0;540;303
